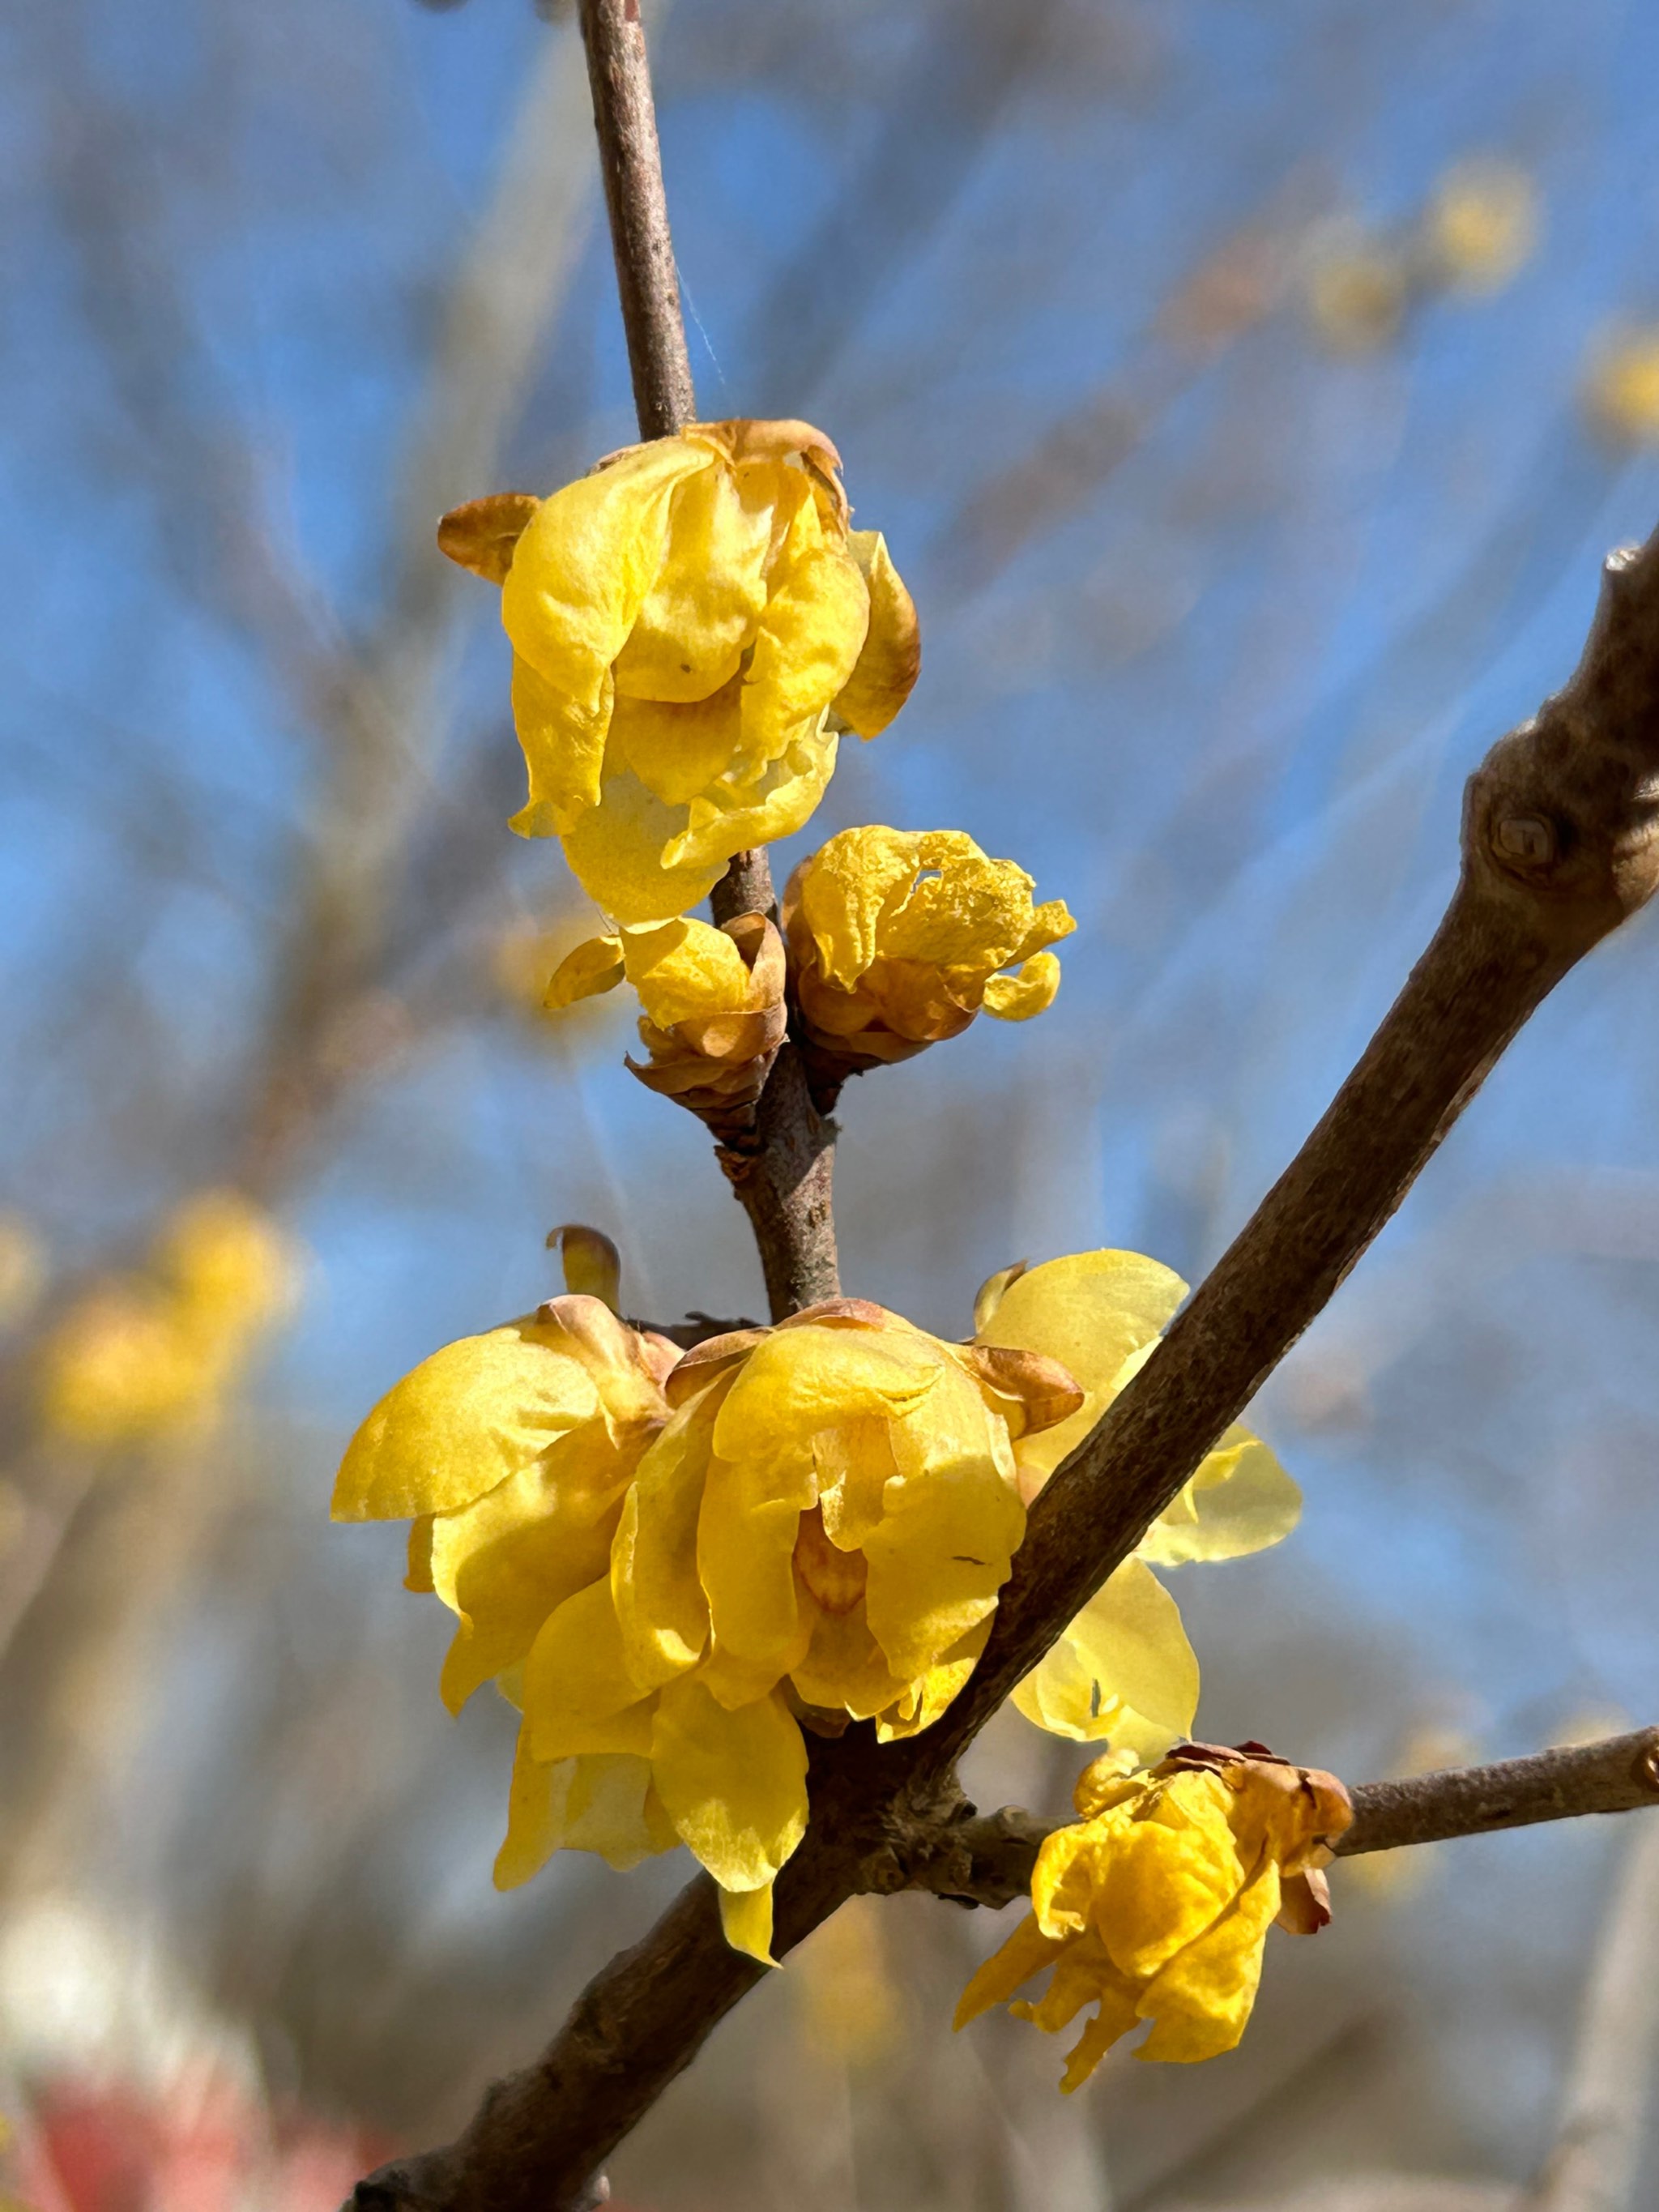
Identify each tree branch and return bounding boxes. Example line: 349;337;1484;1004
342;525;1659;2212
576;0;839;1322
900;1729;1659;1910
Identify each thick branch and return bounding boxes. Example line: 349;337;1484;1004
341;527;1659;2212
902;1729;1659;1909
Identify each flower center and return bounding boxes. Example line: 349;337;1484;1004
792;1505;868;1616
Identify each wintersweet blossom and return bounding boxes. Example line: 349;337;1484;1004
437;421;920;925
782;827;1075;1082
331;1288;677;1716
955;1741;1353;2085
974;1249;1303;1766
37;1191;299;1447
544;910;787;1137
501;1298;1083;1964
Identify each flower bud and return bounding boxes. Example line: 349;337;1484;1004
782;827;1074;1099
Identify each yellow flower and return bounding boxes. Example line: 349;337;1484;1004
439;421;920;925
544;910;787;1138
332;1289;678;1716
502;1298;1083;1962
955;1741;1352;2085
36;1191;300;1447
783;827;1076;1087
973;1250;1302;1766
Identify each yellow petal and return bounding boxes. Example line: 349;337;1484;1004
508;653;612;840
1011;1557;1197;1762
983;950;1064;1023
620;916;755;1027
522;1577;650;1760
734;472;868;776
719;1880;778;1966
953;1911;1071;2028
501;440;714;832
1136;1856;1282;2062
791;1596;909;1721
405;1516;435;1593
831;531;921;739
711;1323;943;1463
695;1446;812;1694
1100;1771;1245;1982
494;1726;566;1890
873;1616;992;1741
608;679;744;809
549;1224;623;1311
611;458;772;703
881;850;1046;976
543;933;625;1010
864;1363;1025;1682
612;1392;719;1689
331;1321;602;1522
979;1250;1188;1490
813;1416;900;1552
650;1677;809;1893
1137;1424;1302;1567
970;1260;1029;1335
662;724;841;877
433;1426;635;1712
557;764;729;926
1059;1986;1144;2091
494;1737;675;1890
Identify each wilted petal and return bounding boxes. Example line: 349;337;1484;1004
983;950;1064;1023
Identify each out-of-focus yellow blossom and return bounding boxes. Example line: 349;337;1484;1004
332;1286;678;1717
783;828;1076;1087
36;1192;300;1447
545;910;787;1138
795;1893;905;2065
1422;157;1537;295
1303;236;1410;355
974;1250;1301;1765
501;1296;1084;1962
0;1215;46;1330
439;421;920;925
547;1222;624;1310
1584;328;1659;446
490;909;631;1038
956;1741;1352;2085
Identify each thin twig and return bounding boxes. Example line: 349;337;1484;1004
900;1729;1659;1910
575;0;840;1321
346;530;1659;2211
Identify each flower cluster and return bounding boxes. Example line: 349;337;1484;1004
441;420;1075;1109
956;1741;1353;2083
38;1192;299;1447
335;1245;1298;1962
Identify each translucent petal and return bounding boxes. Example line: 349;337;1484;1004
873;1616;992;1741
501;441;713;831
831;531;921;740
696;1449;812;1689
612;459;771;703
650;1677;809;1893
983;950;1064;1023
813;1416;899;1552
620;916;754;1027
719;1881;778;1966
1010;1557;1197;1762
331;1321;602;1522
790;1595;908;1721
1137;1424;1302;1567
608;678;744;809
711;1324;943;1462
864;1365;1025;1681
557;765;729;927
612;1393;718;1689
979;1250;1188;1489
522;1577;650;1761
543;933;625;1011
494;1740;675;1890
1137;1858;1282;2062
735;472;868;776
663;724;841;877
508;654;612;840
953;1912;1069;2028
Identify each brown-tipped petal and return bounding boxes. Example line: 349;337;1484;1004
548;1223;622;1312
664;1330;770;1406
773;1298;893;1331
956;1343;1085;1437
437;492;541;583
689;417;847;512
1275;1867;1333;1936
638;1331;684;1387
